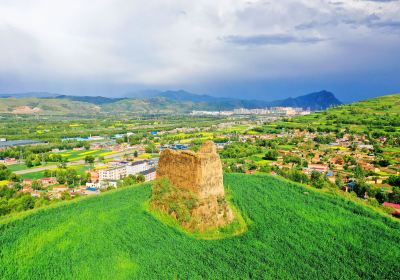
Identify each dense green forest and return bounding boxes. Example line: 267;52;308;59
1;174;398;279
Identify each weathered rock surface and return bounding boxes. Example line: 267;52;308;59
156;141;234;230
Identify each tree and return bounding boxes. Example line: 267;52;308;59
85;155;95;164
65;169;78;186
388;186;400;204
145;143;158;153
264;149;279;160
60;192;71;200
354;165;365;180
133;151;138;157
387;175;400;187
121;175;136;187
31;180;42;190
310;171;326;189
335;172;344;188
136;174;145;183
0;164;12;180
352;181;370;198
375;190;388;204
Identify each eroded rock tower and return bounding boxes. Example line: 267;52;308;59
156;141;234;230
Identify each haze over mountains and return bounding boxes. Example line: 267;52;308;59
0;90;342;114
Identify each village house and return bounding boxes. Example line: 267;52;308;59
304;164;329;174
40;177;57;187
21;186;33;193
0;157;17;165
366;176;384;185
48;192;62;199
51;185;69;193
22;179;33;186
383;202;400;217
30;190;41;197
87;170;99;183
81;187;100;195
86;180;118;189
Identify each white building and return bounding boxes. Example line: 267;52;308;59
86;180;118;189
140;168;156;182
126;160;149;175
98;160;150;181
98;166;126;181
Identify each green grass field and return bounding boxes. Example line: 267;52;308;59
7;163;29;172
19;165;91;180
8;163;55;172
0;174;399;279
20;170;48;180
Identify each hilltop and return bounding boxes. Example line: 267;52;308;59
0;174;399;279
0;98;100;115
268;90;341;110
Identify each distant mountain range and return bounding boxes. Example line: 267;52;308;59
0;90;342;114
125;89;341;110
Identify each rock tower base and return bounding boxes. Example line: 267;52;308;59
155;141;234;231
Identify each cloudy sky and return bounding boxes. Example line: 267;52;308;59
0;0;399;101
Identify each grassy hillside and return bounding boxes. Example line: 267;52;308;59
1;174;399;279
0;98;100;115
0;97;203;115
101;97;198;114
277;94;400;134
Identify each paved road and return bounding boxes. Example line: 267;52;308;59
14;149;136;175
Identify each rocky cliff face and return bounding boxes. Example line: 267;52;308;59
156;141;234;230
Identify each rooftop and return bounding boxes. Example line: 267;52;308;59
140;168;156;175
0;140;45;148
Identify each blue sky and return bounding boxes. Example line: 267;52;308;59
0;0;399;102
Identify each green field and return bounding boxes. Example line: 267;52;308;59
7;163;29;172
0;174;399;279
8;163;56;173
54;149;114;161
19;165;91;180
20;170;48;180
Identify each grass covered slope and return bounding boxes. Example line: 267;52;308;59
1;174;399;279
277;94;400;133
0;98;101;115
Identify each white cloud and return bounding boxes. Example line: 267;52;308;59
0;0;399;92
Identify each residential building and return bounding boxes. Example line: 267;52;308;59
87;170;99;183
98;166;126;181
304;164;329;174
22;179;33;186
40;177;57;187
140;168;156;182
126;160;149;175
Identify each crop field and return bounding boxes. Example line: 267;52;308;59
7;163;28;172
20;170;47;180
53;149;114;161
0;174;399;279
19;165;91;180
0;180;10;186
8;163;56;172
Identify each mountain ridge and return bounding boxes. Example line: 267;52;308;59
0;90;342;114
